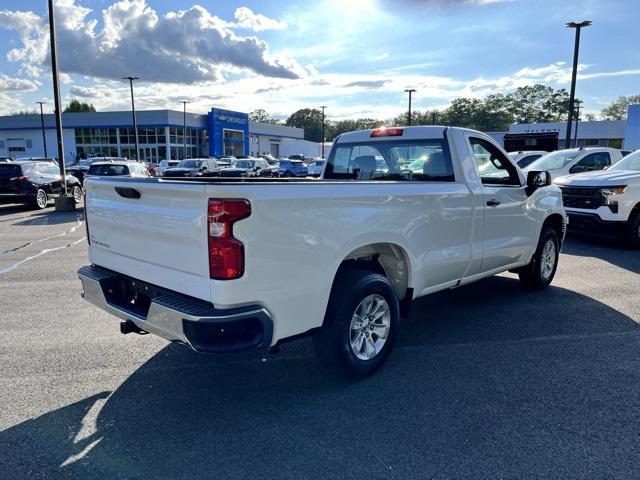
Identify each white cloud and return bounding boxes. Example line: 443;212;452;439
0;0;304;84
234;7;287;31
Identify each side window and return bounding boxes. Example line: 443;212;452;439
45;164;60;175
469;137;520;186
572;152;610;172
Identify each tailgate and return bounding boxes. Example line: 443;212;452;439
84;178;211;301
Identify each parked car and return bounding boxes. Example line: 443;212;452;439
508;150;548;169
162;159;220;177
79;126;565;378
86;161;151;178
554;149;640;246
288;154;305;162
219;158;270;177
524;147;622;180
307;159;326;177
156;160;180;176
15;157;59;166
216;156;235;168
0;161;82;209
1;157;12;163
277;159;308;177
67;157;127;184
258;154;277;165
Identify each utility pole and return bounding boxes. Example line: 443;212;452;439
404;89;416;126
48;0;74;210
432;111;436;125
320;105;326;158
123;76;140;161
573;101;581;148
36;101;47;157
564;20;591;149
182;101;190;159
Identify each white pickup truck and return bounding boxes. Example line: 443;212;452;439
555;149;640;246
78;126;566;377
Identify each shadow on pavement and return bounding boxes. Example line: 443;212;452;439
2;278;639;479
562;235;640;275
13;207;83;226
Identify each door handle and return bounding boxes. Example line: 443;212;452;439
486;199;501;207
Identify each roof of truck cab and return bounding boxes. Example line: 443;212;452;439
335;126;450;143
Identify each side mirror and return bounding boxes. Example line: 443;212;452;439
526;170;551;195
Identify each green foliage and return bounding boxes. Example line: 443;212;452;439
63;99;96;113
600;94;640;120
8;109;39;116
248;108;282;124
285;108;325;142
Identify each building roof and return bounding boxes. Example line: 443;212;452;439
509;120;626;140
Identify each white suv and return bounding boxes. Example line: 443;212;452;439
524;147;623;180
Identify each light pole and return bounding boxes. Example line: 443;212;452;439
47;0;69;206
404;89;416;126
36;101;47;157
123;76;140;161
564;20;591;149
182;101;190;159
320;105;326;158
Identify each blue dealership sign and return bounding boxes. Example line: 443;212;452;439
207;108;249;157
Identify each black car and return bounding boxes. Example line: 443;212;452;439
163;159;220;177
67;157;127;184
1;157;12;163
0;161;82;209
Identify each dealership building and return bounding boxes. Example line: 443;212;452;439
491;104;640;151
0;107;322;163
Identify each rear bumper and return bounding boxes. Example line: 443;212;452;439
566;212;626;237
78;265;273;354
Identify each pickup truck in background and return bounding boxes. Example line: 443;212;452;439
78;126;565;377
555;149;640;246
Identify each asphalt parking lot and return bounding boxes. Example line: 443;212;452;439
1;203;639;479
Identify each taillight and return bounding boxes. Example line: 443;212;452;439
9;176;29;182
370;127;403;137
208;199;251;280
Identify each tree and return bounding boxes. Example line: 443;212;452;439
506;85;570;123
63;99;96;113
285;108;324;142
248;108;282;124
600;94;640;120
8;109;39;116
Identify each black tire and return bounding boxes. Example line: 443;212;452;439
313;269;400;378
32;188;48;210
72;185;83;204
518;226;560;290
625;210;640;249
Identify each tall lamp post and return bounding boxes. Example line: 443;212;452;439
47;0;71;210
122;76;140;161
564;20;591;149
320;105;327;158
404;88;416;126
36;101;47;157
182;101;190;159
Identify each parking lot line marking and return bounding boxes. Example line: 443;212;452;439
0;214;83;257
0;237;85;274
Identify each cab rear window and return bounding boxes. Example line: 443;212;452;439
325;139;454;182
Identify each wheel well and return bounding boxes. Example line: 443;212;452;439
630;202;640;222
543;213;565;244
336;243;410;301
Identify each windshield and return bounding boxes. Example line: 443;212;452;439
176;160;201;169
526;150;580;171
325;139;453;181
77;159;94;167
609;150;640;171
88;164;130;176
231;160;255;169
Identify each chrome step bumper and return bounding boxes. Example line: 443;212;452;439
78;265;273;354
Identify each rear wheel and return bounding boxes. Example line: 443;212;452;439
518;227;559;290
313;269;400;378
33;189;48;210
625;210;640;248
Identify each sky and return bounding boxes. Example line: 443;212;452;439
0;0;638;120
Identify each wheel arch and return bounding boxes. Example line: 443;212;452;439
542;212;566;245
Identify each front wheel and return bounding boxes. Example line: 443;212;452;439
625;211;640;249
313;269;400;378
72;185;83;204
518;227;560;290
